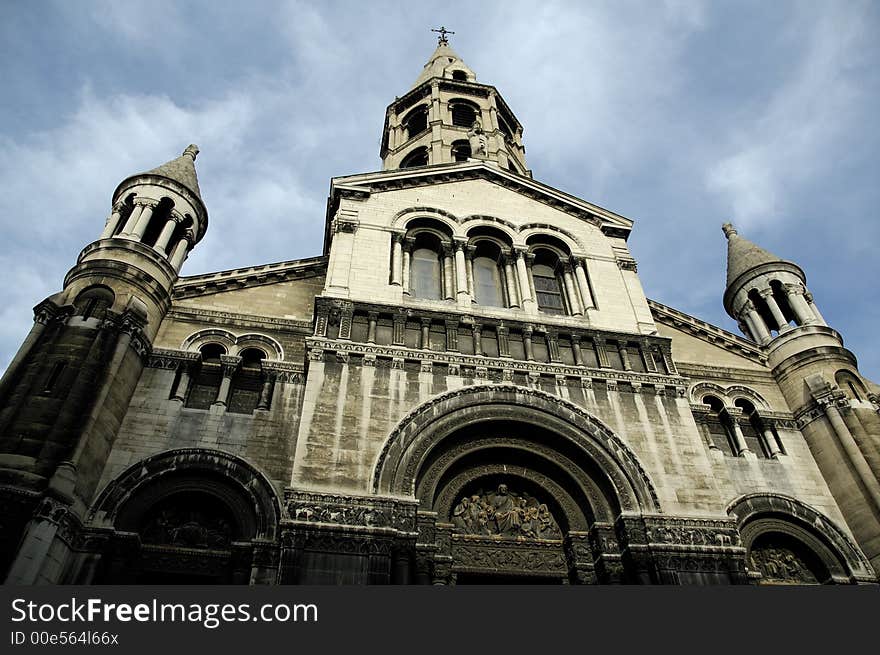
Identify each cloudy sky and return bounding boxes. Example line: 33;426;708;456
1;0;878;381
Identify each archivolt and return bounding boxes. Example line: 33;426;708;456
372;384;660;514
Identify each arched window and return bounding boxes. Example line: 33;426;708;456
835;370;866;402
411;244;443;300
702;395;735;456
73;285;115;319
451;70;468;81
450;100;478;127
734;399;775;458
473;245;506;308
141;197;173;248
770;280;797;327
401;147;429;168
185;343;226;410
402;105;428;140
113;194;136;236
748;288;778;334
228;348;266;414
451;140;472;162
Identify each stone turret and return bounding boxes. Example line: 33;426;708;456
721;222;880;573
0;146;208;583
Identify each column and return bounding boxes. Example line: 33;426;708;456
171;363;192;402
617;343;632;371
99;201;126;239
130;200;157;240
514;247;535;311
402;238;414;295
154;213;181;255
804;292;827;326
213;356;241;407
571;335;584;366
784;284;815;325
641;340;658;373
573;257;595;310
256;372;277;411
820;398;880;509
442;246;454;301
390;233;403;286
169;233;193;272
742;301;771;343
367;312;378;344
760;423;782;458
420;318;431;350
503;253;519;308
472;324;483;356
563;265;583;316
454;239;469;302
465;246;476;298
118;202;145;237
727;414;753;457
522;326;534;361
759;289;789;332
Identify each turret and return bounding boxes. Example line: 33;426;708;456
0;146;208;582
379;30;529;174
721;222;880;574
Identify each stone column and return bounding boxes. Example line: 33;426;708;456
514;247;535;311
454;239;469;303
784;284;815;325
465;245;476;298
561;265;582;316
571;334;584;366
472;323;483;356
761;423;782;459
617;342;632;371
153;212;182;255
367;312;378;344
130;199;158;240
169;232;194;272
442;246;455;301
522;326;535;361
171;362;192;402
640;340;658;373
256;372;277;411
118;201;145;237
726;411;753;458
819;397;880;509
213;355;241;407
759;289;789;332
740;303;768;344
402;237;414;295
99;201;126;239
573;257;595;310
390;233;404;286
503;252;519;308
804;292;827;326
420;318;431;350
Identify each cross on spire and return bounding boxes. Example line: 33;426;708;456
431;26;454;45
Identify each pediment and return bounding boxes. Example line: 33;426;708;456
328;162;633;239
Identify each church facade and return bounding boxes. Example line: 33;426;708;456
2;38;879;585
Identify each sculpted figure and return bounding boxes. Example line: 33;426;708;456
468;120;488;157
452;497;470;532
492;484;520;536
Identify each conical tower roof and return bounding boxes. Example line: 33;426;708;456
722;222;788;287
143;144;202;199
412;39;476;87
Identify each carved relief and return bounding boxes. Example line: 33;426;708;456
749;542;818;584
450;484;562;540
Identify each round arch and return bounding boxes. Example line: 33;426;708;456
372;384;661;515
90;448;282;542
727;493;875;584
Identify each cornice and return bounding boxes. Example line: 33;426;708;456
167;306;313;333
172;256;327;299
648;299;766;366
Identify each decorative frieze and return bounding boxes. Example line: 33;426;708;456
283;490;418;534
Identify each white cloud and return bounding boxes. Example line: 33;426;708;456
705;4;870;228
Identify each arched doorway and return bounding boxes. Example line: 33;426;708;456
374;385;661;584
86;448;281;584
728;493;876;585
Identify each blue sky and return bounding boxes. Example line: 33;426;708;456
1;0;878;382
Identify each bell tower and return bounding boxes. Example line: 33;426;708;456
721;222;880;573
380;28;529;174
0;145;207;583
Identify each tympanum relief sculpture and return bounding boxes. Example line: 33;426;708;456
451;484;562;540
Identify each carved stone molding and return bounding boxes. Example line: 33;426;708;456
283;490;418;535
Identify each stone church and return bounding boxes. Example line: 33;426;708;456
2;35;879;585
